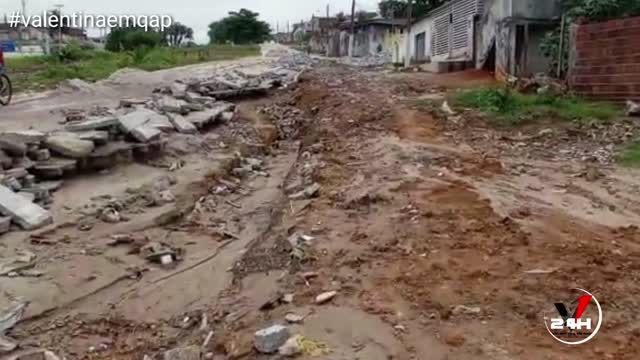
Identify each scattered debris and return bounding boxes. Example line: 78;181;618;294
452;305;482;316
285;313;305;324
254;325;289;354
141;242;183;266
163;345;201;360
315;291;337;305
289;183;321;200
278;335;303;357
0;335;17;353
0;185;52;230
0;301;27;333
441;101;455;115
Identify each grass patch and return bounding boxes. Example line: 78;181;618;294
453;87;621;126
5;44;260;92
620;142;640;167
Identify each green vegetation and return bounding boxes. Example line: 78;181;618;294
378;0;445;18
620;142;640;167
6;44;260;92
208;9;271;44
541;0;640;76
453;87;621;126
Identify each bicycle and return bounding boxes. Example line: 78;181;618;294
0;49;12;106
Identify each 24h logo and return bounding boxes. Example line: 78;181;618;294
543;288;602;345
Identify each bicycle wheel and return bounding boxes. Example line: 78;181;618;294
0;74;12;106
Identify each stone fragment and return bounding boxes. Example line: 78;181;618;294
163;345;200;360
0;185;52;229
65;116;119;131
220;111;235;122
130;126;162;143
0;150;12;169
119;98;148;107
254;325;289;354
12;157;34;170
167;114;198;134
289;183;321;200
170;82;188;99
18;192;36;203
0;216;11;234
0;130;46;144
0;138;27;157
284;313;304;324
5;168;28;180
35;149;51;161
36;181;64;193
0;301;26;333
185;102;235;128
278;335;303;357
185;92;214;104
0;335;17;353
3;176;22;192
315;291;337;304
157;96;187;113
77;131;109;145
44;134;95;158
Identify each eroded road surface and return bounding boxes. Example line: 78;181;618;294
2;49;640;360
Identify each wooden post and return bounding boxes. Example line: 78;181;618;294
349;0;356;58
557;15;566;79
404;0;413;67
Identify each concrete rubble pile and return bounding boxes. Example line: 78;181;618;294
336;52;390;67
0;50;312;234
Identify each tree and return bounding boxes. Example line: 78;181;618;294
163;22;194;47
378;0;446;19
106;27;163;52
356;11;378;22
208;9;271;44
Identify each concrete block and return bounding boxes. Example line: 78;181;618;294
0;138;27;157
44;134;95;158
77;131;109;145
0;185;52;230
5;168;28;180
17;192;36;203
0;130;46;144
65;116;119;132
167;114;198;134
0;216;11;234
130;126;162;143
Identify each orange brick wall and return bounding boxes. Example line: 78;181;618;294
569;16;640;102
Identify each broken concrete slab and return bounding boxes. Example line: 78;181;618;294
185;102;235;128
0;216;11;234
185;92;214;104
32;159;77;179
119;98;148;108
118;108;156;133
145;115;174;132
0;130;46;144
18;192;36;203
5;168;28;180
167;114;198;134
35;180;63;193
220;111;235;122
0;334;17;353
0;185;52;230
130;126;162;143
65;116;119;132
12;157;34;170
0;150;12;169
169;82;188;99
0;138;27;157
156;96;187;114
0;301;26;333
44;134;95;158
77;130;109;145
627;100;640;117
34;149;50;161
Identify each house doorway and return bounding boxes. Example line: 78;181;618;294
415;32;426;63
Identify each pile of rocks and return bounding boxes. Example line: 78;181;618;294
336;53;390;67
0;50;312;234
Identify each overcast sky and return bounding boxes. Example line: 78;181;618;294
1;0;379;43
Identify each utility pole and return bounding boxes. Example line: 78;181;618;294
348;0;356;58
326;4;330;18
404;0;412;68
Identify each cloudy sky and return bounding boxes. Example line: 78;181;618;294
1;0;379;42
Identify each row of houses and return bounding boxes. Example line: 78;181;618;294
285;0;561;80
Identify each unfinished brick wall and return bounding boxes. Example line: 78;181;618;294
569;16;640;102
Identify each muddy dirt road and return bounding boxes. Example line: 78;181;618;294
2;53;640;360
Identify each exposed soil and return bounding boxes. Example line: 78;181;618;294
3;59;640;360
